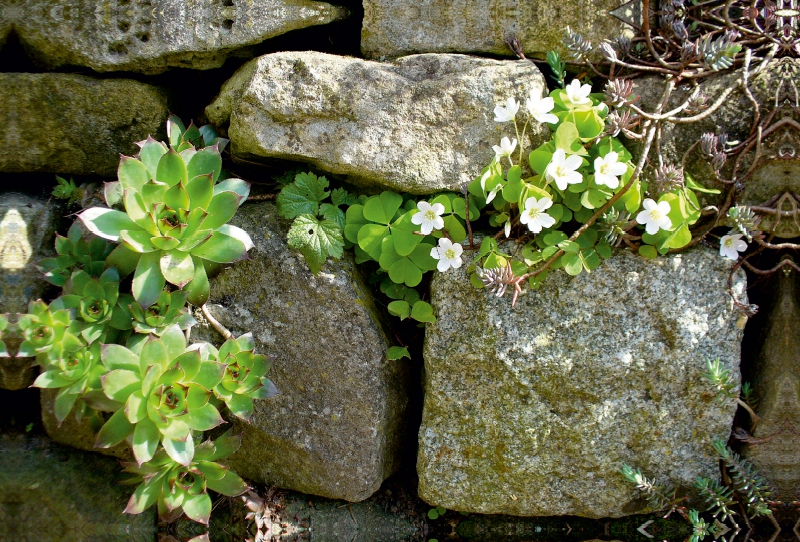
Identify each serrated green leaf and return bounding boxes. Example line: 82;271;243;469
331;187;357;207
276;172;330;219
287;215;344;274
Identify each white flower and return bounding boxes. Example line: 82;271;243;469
545;149;583;190
492;137;517;160
526;91;558;124
719;233;747;261
520;196;557;234
485;183;502;204
430;238;464;272
593;151;628;189
636;198;673;235
493;97;520;122
411;201;445;235
504;218;512;238
479;169;492;191
565;79;592;106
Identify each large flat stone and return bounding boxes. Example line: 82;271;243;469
193;201;410;502
0;73;168;176
206;52;549;194
8;0;346;74
0;434;155;542
361;0;634;60
418;247;746;517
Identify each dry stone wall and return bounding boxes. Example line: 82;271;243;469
0;0;751;528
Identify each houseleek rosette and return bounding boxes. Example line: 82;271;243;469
212;333;278;421
96;325;226;466
17;300;83;359
49;268;132;344
78;137;253;308
122;431;247;524
32;341;105;424
37;222;113;287
129;290;196;335
0;315;8;358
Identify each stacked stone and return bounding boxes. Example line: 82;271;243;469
2;0;746;525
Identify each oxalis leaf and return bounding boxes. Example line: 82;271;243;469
276;172;330;219
287;215;344;274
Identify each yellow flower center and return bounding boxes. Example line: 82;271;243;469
425;210;436;220
445;248;456;259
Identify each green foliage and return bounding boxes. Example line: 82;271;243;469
37;223;115;287
78;124;252;308
52;176;79;202
0;314;8;358
546;50;566;88
24;116;276;526
694;476;736;523
702;358;739;403
712;439;773;518
620;464;674;511
427;505;446;520
687;509;714;542
387;346;410;360
276;172;353;274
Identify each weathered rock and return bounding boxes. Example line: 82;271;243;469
361;0;634;60
0;193;60;390
5;0;346;74
192;201;410;502
206;52;549;194
418;247;746;517
0;73;168;176
40;389;133;459
0;434;156;542
743;261;800;500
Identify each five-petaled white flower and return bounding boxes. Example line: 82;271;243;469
520;196;557;233
526;90;558;124
593;151;628;189
494;97;520;123
431;238;464;272
411;201;445;235
565;79;592;106
545;149;583;190
719;233;747;261
636;198;673;234
493;137;518;161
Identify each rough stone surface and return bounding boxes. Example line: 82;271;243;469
206;52;549;194
0;193;60;390
192;201;410;502
0;434;155;541
40;389;133;460
0;73;168;176
418;247;746;517
361;0;634;59
5;0;346;74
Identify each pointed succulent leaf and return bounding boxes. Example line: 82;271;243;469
102;369;141;403
155;150;188;187
120;229;158;253
187;147;222;183
96;408;135;448
226;393;254;421
163;435;194;466
133;252;166;308
125;390;149;424
214;178;250;200
182;492;212;525
119;156;150;193
139;137;168;179
160;250;195;287
79;208;138;241
132;418;160;465
205;469;248;497
159;324;187;361
185;403;224;432
200;191;242;230
140;336;169;375
105;244;141;277
32;370;73;389
102;344;140;371
185;174;214;211
184;257;209;306
191;231;248;263
150;236;181;251
124;476;162;514
54;389;79;423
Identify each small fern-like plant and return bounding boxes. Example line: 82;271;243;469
712;439;773;518
620;464;675;511
694;476;737;525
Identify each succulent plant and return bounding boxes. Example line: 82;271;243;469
0;315;9;358
96;325;226;466
17;300;83;359
122;431;248;524
128;290;196;336
78;131;252;308
32;341;105;424
211;333;278;421
37;222;114;287
49;268;131;344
